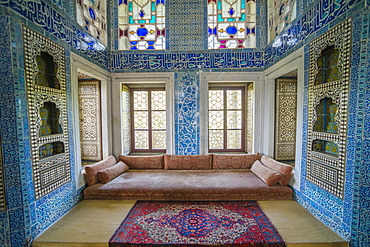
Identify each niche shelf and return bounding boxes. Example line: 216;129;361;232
315;45;341;85
24;26;70;199
306;19;351;198
312;139;339;158
313;97;338;133
39;141;65;159
39;102;63;136
36;51;60;89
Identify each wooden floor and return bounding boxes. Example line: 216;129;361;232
33;200;348;247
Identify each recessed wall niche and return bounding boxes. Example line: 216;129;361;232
313;97;338;133
39;102;63;136
39;141;65;159
36;52;60;89
23;26;70;199
315;45;341;85
312;139;339;157
306;19;352;198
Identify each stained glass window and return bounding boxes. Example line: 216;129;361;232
208;0;256;49
131;89;166;152
209;87;245;151
76;0;107;45
268;0;296;42
118;0;166;50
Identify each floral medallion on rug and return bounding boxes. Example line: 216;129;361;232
109;201;285;247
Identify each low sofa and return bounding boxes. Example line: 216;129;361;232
83;153;293;201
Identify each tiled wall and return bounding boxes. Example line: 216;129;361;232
0;0;369;247
294;6;370;245
0;5;83;247
174;72;201;155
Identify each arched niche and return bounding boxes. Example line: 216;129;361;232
315;45;341;85
36;51;60;89
313;97;338;133
39;102;63;136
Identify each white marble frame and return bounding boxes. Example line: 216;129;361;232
70;52;112;189
112;73;175;156
264;47;304;190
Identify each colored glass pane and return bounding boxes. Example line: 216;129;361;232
118;0;166;50
268;0;296;42
76;0;107;45
208;0;256;49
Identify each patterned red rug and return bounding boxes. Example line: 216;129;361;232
109;201;285;247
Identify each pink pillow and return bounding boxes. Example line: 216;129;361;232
260;155;293;186
251;160;283;186
164;154;213;170
84;155;117;186
212;153;260;169
97;161;129;184
119;155;164;169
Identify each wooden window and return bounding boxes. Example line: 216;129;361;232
208;87;245;152
130;88;166;153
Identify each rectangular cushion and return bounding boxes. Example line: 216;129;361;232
212;153;260;169
164;154;213;170
260;155;293;186
251;160;283;186
84;155;117;186
119;155;164;169
97;161;129;184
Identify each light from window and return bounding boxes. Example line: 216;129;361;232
209;87;245;151
208;0;256;49
76;0;107;45
268;0;296;42
131;89;166;152
118;0;166;50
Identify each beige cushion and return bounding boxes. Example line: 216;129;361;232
119;155;164;169
164;154;213;170
84;156;117;186
251;160;283;186
97;161;129;184
260;155;293;186
212;153;260;169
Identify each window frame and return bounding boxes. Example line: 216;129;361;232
114;73;175;156
130;87;167;154
208;86;246;153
